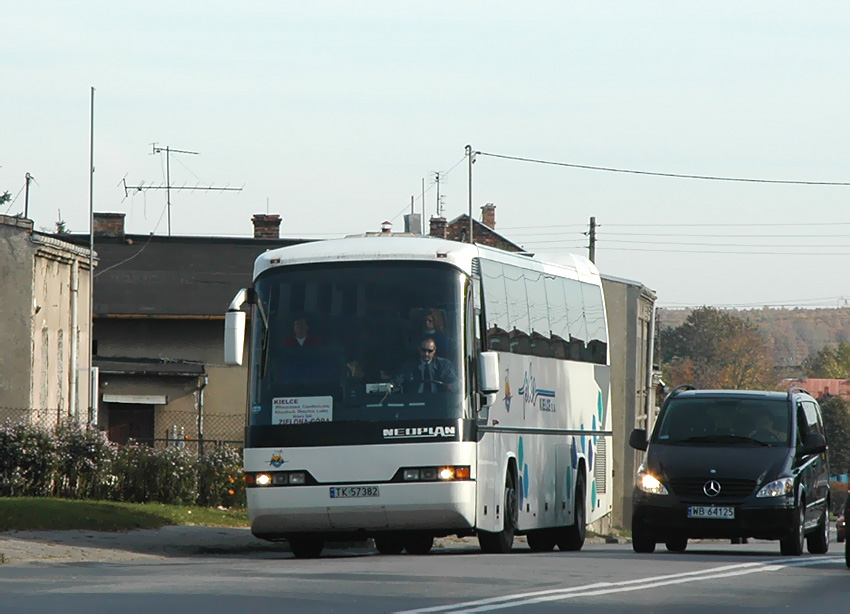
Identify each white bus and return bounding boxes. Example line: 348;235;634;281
224;235;612;558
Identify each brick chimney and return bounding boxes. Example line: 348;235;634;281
480;203;496;229
429;216;447;239
93;212;125;238
252;214;281;239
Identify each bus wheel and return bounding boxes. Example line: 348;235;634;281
557;473;586;551
288;536;324;559
526;529;557;552
403;533;434;555
374;533;405;555
478;470;518;553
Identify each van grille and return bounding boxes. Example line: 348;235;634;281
669;477;756;498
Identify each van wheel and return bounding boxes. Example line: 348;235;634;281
374;533;404;555
527;529;557;552
478;470;517;553
780;502;805;556
665;537;687;553
288;536;324;559
845;534;850;569
632;520;656;554
806;508;829;554
557;473;586;551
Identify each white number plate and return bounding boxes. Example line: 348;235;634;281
688;505;735;519
329;486;380;498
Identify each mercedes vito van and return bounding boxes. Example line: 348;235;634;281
629;386;830;555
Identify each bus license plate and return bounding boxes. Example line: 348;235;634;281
329;486;380;498
688;505;734;519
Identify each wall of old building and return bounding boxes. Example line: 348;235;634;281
602;275;656;530
0;216;93;425
95;319;224;363
0;217;36;416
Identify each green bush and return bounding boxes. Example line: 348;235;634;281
197;446;246;508
0;422;244;508
53;423;117;500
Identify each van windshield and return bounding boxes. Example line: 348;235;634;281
654;398;791;446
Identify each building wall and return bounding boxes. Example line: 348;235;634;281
0;216;93;425
602;276;656;530
95;319;224;363
0;217;35;415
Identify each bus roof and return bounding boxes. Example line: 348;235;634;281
253;236;600;284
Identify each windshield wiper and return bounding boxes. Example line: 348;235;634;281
672;435;769;447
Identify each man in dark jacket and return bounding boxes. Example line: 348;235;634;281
394;337;457;393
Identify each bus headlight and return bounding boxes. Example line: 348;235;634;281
398;466;471;482
255;473;272;486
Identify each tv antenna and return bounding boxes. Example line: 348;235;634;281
122;143;243;236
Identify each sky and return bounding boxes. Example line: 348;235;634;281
4;2;850;309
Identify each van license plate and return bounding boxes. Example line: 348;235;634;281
329;486;380;498
688;505;734;519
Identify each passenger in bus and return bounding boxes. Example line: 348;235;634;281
393;337;458;393
282;314;322;348
420;308;449;353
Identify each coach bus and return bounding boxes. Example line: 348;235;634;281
224;235;612;558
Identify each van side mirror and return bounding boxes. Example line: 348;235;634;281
629;428;648;451
801;431;827;456
479;351;500;394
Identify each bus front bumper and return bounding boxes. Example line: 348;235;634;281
248;481;477;538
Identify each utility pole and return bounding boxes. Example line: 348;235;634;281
123;144;242;236
23;172;34;219
588;216;597;263
433;171;444;217
466;144;476;244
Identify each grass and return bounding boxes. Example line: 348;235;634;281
0;498;249;532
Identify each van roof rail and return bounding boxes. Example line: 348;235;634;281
787;386;810;399
668;384;696;398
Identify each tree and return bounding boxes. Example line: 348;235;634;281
0;191;10;208
821;395;850;476
803;341;850;378
659;306;774;390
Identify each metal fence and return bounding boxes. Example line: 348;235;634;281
0;406;245;455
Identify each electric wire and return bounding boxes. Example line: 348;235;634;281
475;151;850;186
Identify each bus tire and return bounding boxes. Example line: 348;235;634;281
288;536;324;559
557;472;586;551
478;469;517;554
526;529;557;552
374;533;405;555
403;533;434;555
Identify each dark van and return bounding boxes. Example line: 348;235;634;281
629;386;830;555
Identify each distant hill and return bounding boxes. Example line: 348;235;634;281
657;307;850;373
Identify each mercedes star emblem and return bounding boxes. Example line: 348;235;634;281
703;480;722;497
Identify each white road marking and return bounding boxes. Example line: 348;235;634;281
396;556;842;614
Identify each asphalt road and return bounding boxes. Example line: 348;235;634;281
0;528;847;613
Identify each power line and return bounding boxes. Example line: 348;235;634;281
475;150;850;186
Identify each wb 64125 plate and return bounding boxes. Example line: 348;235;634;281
688;505;735;519
329;486;380;498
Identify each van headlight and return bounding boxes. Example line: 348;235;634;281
756;477;794;498
636;468;668;495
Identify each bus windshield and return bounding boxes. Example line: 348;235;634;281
248;261;466;425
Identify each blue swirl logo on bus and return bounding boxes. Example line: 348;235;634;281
269;453;287;468
517;364;556;412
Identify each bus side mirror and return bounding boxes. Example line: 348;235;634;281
479;351;500;394
224;310;246;366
